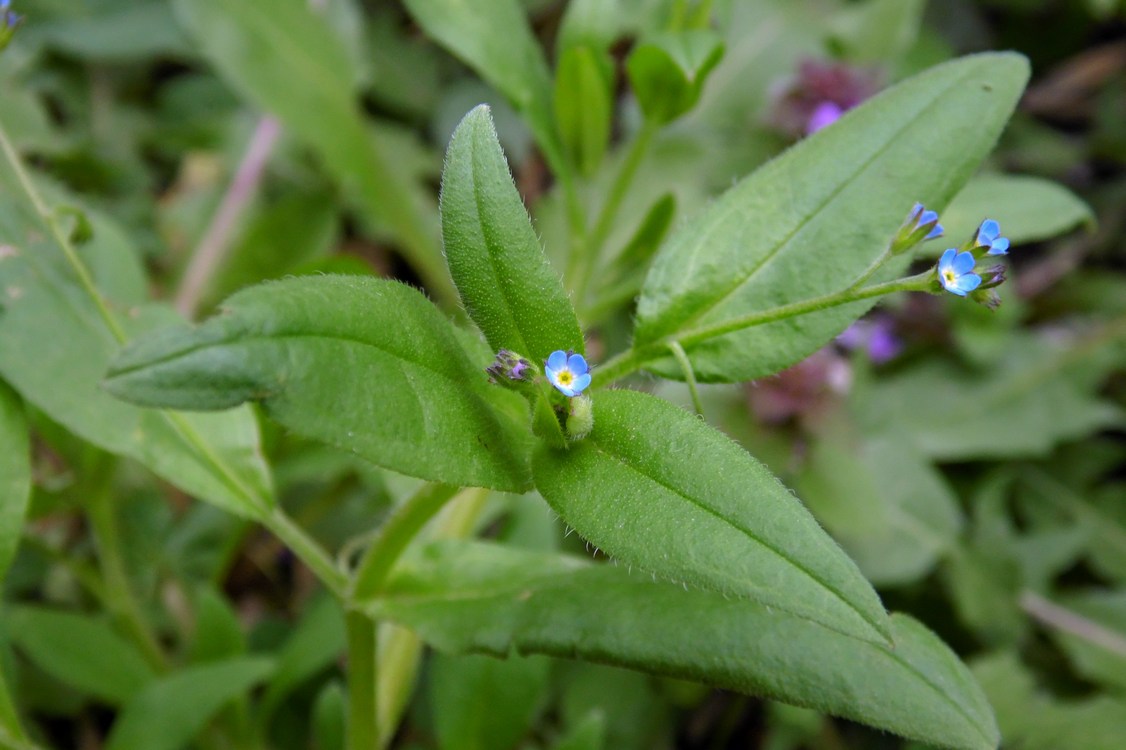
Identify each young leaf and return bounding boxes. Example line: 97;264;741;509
7;607;157;706
0;383;29;585
105;276;534;492
626;31;724;125
105;657;275;750
441;106;584;362
634;52;1030;382
404;0;564;176
368;540;1000;750
554;45;613;176
533;389;890;644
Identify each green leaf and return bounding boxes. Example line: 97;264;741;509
552;711;605;750
369;540;999;750
799;433;963;587
404;0;564;175
1047;589;1126;691
857;334;1122;460
106;657;275;750
626;31;725;125
828;0;926;63
7;607;157;706
105;276;534;492
173;0;452;301
554;46;614;177
940;173;1095;248
532;389;890;644
187;587;246;664
634;53;1030;382
0;169;274;520
441;106;583;363
0;382;29;585
973;651;1126;750
428;652;550;750
260;595;346;724
312;681;346;750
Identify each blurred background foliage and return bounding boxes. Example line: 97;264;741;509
0;0;1125;748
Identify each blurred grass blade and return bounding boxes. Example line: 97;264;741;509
173;0;454;302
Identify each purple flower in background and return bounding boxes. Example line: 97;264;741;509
837;317;902;364
768;58;883;138
0;0;22;51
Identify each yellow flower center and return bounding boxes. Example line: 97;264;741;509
557;370;574;386
943;269;957;285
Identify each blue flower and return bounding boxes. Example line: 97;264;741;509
975;219;1009;256
937;248;981;297
545;350;591;397
0;0;21;51
890;202;943;254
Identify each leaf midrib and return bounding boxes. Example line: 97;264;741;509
584;436;891;644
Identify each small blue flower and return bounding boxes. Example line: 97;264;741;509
911;203;944;241
937;248;982;297
975;219;1009;256
545;350;591;397
0;0;21;51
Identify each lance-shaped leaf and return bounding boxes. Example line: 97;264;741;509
366;541;1000;750
441;106;583;362
533;389;890;644
626;31;725;125
105;276;533;492
634;52;1029;382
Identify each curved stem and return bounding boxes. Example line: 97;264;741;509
0;118;126;343
568;122;657;303
350;483;459;601
593;272;932;387
263;509;348;598
667;341;704;417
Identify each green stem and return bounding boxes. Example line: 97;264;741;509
88;476;168;672
569;122;657;303
345;611;378;750
846;243;895;292
350;483;459;601
263;509;348;598
0;118;127;344
667;341;704;417
593;272;932;386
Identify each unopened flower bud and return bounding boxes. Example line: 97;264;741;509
565;394;594;441
486;349;536;385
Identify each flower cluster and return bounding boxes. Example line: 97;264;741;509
0;0;22;52
486;349;534;384
935;218;1011;307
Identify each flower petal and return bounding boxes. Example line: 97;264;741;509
567;353;588;375
925;223;944;240
977;219;1000;244
571;373;591;394
956;273;982;294
952;251;976;274
987;238;1009;256
547;350;568;372
938;248;957;271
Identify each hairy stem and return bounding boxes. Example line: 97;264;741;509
593;272;933;386
263;509;348;598
668;341;704;417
